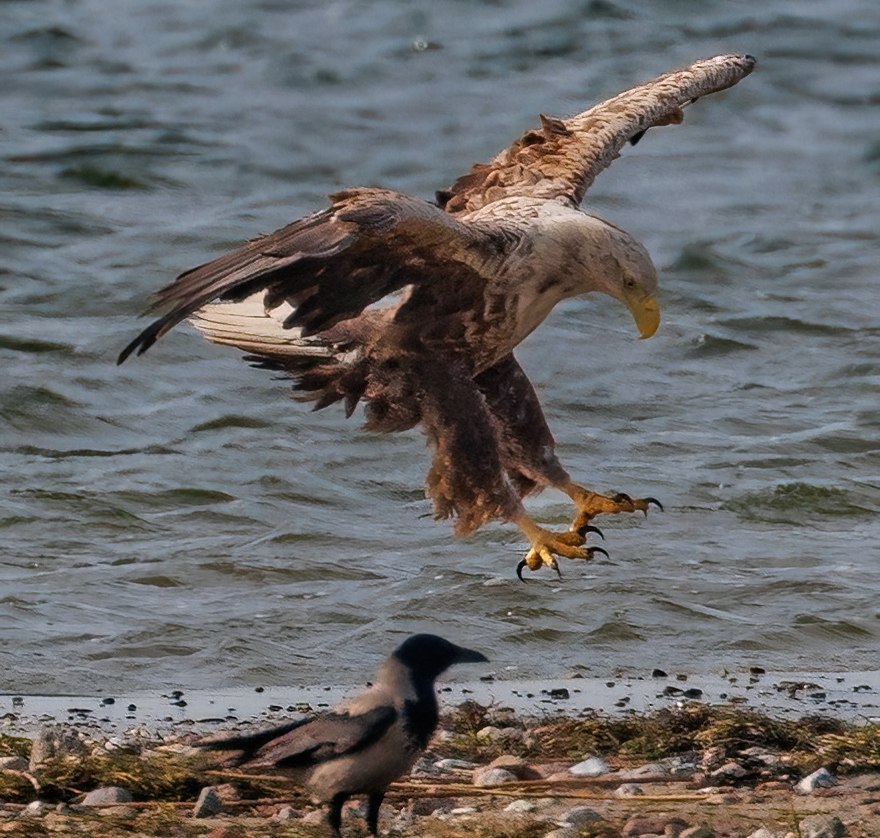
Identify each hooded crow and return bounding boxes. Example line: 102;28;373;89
197;633;488;836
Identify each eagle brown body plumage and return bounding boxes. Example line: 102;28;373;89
119;55;756;577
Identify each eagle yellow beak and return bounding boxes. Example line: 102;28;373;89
624;293;660;339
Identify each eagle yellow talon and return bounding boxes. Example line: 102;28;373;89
514;517;608;581
566;484;664;531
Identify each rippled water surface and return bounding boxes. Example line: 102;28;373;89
2;0;879;694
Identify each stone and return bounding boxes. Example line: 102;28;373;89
622;814;669;836
434;758;478;771
479;727;526;747
193;786;224;817
0;756;28;771
203;828;246;838
680;826;715;838
476;725;504;741
613;782;645;798
98;805;136;818
796;767;837;793
301;809;327;826
535;761;573;778
488;754;540;779
747;828;785;838
560;805;603;825
700;746;727;770
473;766;517;787
29;727;89;770
544;829;580;838
619;761;670;779
81;786;133;806
569;756;609;776
798;814;845;838
622;814;688;837
504;799;536;813
273;806;298;821
665;817;691;837
711;761;748;780
19;800;51;817
662;755;699;776
409;797;455;816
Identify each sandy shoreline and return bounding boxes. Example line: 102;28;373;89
3;668;879;736
2;670;879;837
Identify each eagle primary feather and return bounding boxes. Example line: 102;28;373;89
118;54;756;577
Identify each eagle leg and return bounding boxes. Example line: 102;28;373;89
563;483;663;532
513;514;608;580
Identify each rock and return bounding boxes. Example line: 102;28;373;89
301;809;327;826
485;708;520;727
700;746;727;770
613;782;645;798
449;806;478;816
19;800;51;817
710;761;748;780
706;792;740;804
535;761;573;778
619;761;670;779
747;828;785;838
662;755;699;776
193;786;225;817
742;747;784;767
622;814;669;836
560;805;603;825
273;806;298;821
0;755;29;772
569;756;609;776
204;828;247;838
409;797;455;816
488;754;541;780
665;817;691;837
622;814;688;837
435;758;478;771
476;726;526;747
796;767;837;793
98;805;136;818
755;780;791;792
504;799;536;813
798;814;845;838
544;828;580;838
81;786;133;806
411;755;443;776
29;727;89;769
473;766;518;787
680;826;715;838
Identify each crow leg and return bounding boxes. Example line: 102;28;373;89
365;791;385;836
327;793;349;838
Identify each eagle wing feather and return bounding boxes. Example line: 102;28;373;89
117;188;499;363
438;53;756;215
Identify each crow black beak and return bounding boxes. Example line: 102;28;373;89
453;645;489;664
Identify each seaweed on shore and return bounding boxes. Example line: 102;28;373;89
1;703;878;811
437;702;874;773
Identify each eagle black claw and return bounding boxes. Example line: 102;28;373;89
577;523;605;540
516;559;528;582
612;492;632;504
588;546;610;560
645;497;663;511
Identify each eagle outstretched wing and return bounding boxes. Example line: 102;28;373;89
117;188;500;364
437;53;756;215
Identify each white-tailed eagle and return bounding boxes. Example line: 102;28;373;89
119;54;756;579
